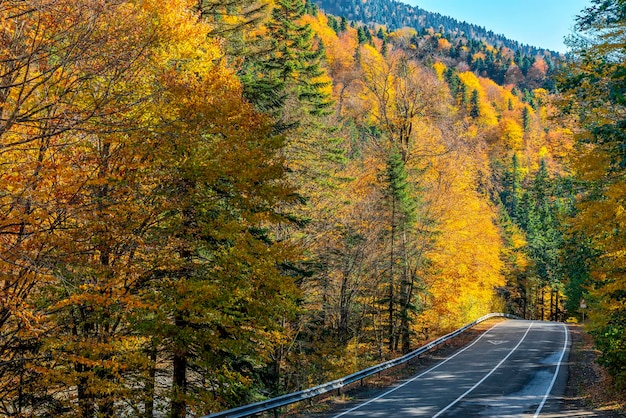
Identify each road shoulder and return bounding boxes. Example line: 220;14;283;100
561;324;625;417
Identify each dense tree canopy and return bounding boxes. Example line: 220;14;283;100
559;0;626;388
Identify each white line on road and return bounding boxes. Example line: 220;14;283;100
533;322;569;417
431;321;534;418
332;321;507;418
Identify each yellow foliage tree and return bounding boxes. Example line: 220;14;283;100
499;118;525;150
422;138;505;331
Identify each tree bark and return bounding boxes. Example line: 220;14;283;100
171;314;188;418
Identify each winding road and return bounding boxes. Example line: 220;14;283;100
331;320;570;418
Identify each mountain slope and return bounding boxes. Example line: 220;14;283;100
313;0;557;56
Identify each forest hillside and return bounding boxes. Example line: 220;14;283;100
314;0;558;56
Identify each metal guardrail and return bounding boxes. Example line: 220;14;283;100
202;312;519;418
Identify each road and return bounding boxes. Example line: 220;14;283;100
331;320;570;418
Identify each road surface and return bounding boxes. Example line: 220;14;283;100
332;320;570;417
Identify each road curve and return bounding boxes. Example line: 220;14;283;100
332;320;570;418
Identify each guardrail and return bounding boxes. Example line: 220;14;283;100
202;312;519;418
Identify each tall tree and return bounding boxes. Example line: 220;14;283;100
382;148;418;353
522;105;532;132
0;1;163;414
469;89;481;118
356;48;445;353
143;14;301;416
0;1;302;416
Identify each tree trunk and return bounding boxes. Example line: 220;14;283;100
388;200;396;353
145;343;157;418
550;289;554;321
400;230;412;354
522;284;527;319
338;272;350;342
171;314;188;418
555;290;560;321
77;364;95;418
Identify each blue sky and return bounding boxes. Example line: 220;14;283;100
403;0;591;52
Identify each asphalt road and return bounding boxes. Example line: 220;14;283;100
331;320;570;418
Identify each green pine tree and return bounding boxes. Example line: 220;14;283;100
522;106;531;132
327;15;339;33
357;26;367;44
261;0;333;123
469;89;480;118
383;148;420;353
339;16;348;32
502;152;522;220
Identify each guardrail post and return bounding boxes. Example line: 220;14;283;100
273;408;279;418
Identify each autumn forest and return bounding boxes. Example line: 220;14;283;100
0;0;624;416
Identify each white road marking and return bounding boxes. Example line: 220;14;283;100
331;321;507;418
533;322;569;417
431;321;534;418
487;340;508;345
